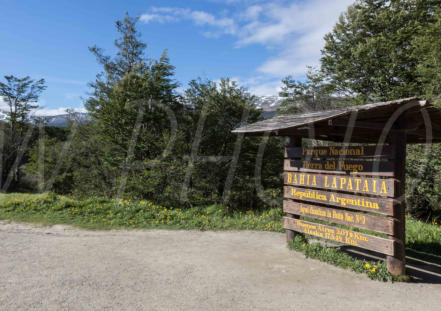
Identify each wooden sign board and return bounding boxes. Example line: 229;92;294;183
282;140;406;276
284;186;394;215
283;217;396;256
284;171;395;197
283;200;395;235
285;145;394;159
284;159;395;176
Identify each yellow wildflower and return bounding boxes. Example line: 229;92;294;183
371;267;376;272
365;263;370;268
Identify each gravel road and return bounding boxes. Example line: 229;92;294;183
0;221;439;311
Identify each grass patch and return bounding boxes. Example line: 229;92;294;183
0;192;284;231
288;235;394;282
1;192;440;282
287;217;441;282
406;217;441;255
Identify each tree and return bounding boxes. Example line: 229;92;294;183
0;75;46;188
184;79;284;208
0;75;46;129
87;14;147;113
278;67;351;114
319;0;441;221
412;7;441;103
67;14;185;198
321;0;441;102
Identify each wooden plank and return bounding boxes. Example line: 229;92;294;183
283;217;396;256
284;171;395;197
329;119;421;132
283;200;395;235
285;145;394;159
285;137;303;242
387;120;407;276
284;186;395;216
284;159;395;177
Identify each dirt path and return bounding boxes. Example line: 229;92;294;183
0;221;439;311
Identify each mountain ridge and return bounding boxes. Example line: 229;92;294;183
0;96;283;127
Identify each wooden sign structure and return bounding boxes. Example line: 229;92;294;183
283;141;406;275
232;98;441;276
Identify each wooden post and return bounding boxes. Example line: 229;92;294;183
285;136;302;242
387;121;407;276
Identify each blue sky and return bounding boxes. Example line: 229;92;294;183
0;0;353;115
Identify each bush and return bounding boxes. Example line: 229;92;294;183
406;144;441;222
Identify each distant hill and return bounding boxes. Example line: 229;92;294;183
0;96;283;127
34;113;90;127
254;96;284;119
0;110;89;127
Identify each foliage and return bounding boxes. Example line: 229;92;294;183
0;75;46;125
0;193;283;231
318;0;441;221
34;14;190;202
183;79;284;208
406;144;441;221
412;6;441;103
288;235;393;282
0;75;46;189
406;217;441;254
25;16;285;211
321;0;441;102
278;67;353;114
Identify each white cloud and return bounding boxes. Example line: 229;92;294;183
248;80;282;96
218;76;282;96
0;98;9;111
32;107;87;116
46;77;87;86
244;0;354;77
141;1;354;95
241;5;263;21
141;7;237;35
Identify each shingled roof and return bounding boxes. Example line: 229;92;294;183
232;97;441;144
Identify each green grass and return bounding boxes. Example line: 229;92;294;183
1;192;440;282
288;235;394;281
0;192;284;231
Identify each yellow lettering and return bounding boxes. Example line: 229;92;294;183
380;181;388;195
347;179;353;190
331;177;337;189
325;176;329;187
312;176;317;186
372;179;377;193
299;174;305;185
355;179;361;191
340;178;347;190
287;173;292;183
362;180;369;192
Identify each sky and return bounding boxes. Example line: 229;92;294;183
0;0;354;115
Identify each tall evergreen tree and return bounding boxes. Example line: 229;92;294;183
0;75;45;188
321;0;441;102
319;0;441;220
